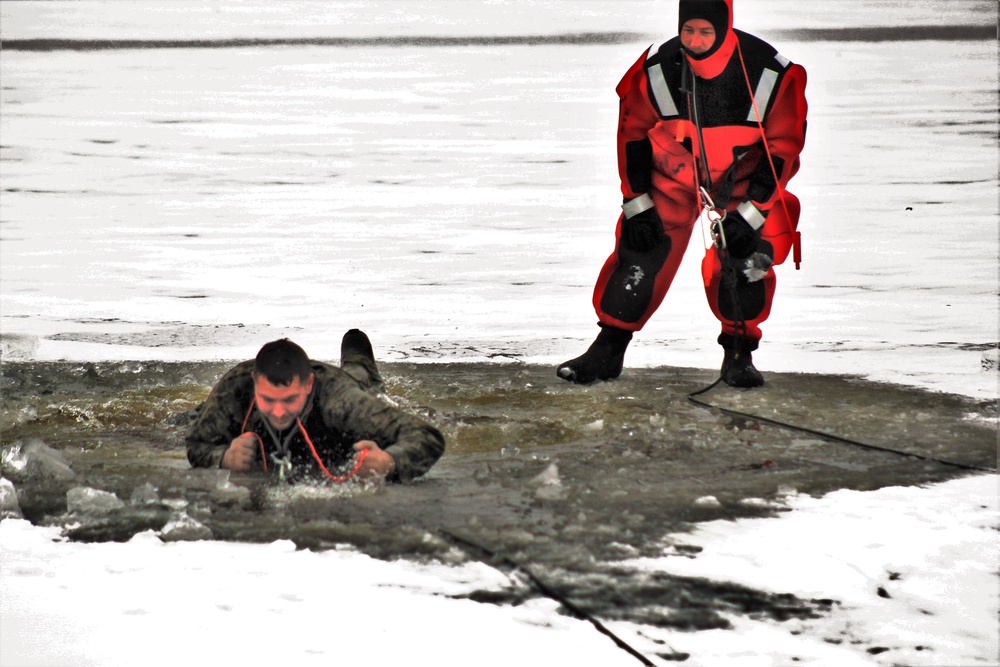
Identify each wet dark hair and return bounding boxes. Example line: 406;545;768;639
253;339;311;386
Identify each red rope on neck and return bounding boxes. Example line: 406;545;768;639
735;37;802;269
297;416;368;483
240;399;367;482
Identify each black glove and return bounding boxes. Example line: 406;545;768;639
621;208;664;253
719;210;759;259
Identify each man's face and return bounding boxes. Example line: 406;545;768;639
254;373;314;430
680;19;717;55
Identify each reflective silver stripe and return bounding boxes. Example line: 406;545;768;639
737;200;766;230
747;68;779;122
775;53;790;68
623;193;655;218
647;63;678;117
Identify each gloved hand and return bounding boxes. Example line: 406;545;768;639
621;208;664;253
718;210;759;259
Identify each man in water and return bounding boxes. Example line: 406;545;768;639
186;331;444;483
558;0;808;387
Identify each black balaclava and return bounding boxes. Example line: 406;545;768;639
678;0;730;60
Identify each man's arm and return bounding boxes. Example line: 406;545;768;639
746;63;808;214
318;378;445;483
616;49;663;201
186;361;256;469
352;440;396;479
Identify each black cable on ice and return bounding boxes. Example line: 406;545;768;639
687;382;997;474
438;529;685;666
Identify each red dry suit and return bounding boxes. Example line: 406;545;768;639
593;2;808;345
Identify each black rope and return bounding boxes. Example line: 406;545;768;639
687;381;997;474
438;529;686;666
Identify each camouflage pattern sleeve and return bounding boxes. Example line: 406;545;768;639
185;361;255;468
314;366;445;483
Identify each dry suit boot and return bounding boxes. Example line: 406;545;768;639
719;334;764;388
557;325;633;384
341;328;383;390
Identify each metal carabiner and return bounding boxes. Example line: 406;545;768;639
272;453;293;482
698;186;715;212
699;187;726;249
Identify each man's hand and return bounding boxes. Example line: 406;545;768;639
352;440;396;480
719;211;760;259
621;207;664;253
221;433;259;471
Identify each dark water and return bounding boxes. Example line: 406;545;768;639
1;360;994;632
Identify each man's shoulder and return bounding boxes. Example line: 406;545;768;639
734;29;797;69
310;359;347;383
211;360;255;391
310;360;368;397
647;36;683;66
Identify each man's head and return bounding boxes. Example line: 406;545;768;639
253;339;314;430
678;0;732;59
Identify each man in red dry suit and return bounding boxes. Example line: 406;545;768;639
558;0;807;387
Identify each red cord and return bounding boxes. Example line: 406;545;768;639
239;399;367;482
297;417;368;483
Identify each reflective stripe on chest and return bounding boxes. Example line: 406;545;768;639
645;45;789;125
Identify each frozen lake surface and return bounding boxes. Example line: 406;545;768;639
1;0;996;398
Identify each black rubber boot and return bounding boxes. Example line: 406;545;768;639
341;329;383;390
557;325;633;384
719;333;764;388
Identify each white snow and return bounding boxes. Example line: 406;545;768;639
3;475;996;666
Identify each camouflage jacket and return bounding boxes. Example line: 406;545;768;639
185;360;444;483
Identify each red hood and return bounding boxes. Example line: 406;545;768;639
679;0;736;79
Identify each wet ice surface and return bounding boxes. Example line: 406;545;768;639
0;360;995;644
1;0;998;665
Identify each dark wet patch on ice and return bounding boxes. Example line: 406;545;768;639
0;32;653;52
811;284;882;291
886;178;995;186
148;119;206;125
454;568;837;629
919;341;997;352
766;25;994;42
67;152;114;158
4;188;87;194
45;322;291;348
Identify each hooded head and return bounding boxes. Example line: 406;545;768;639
678;0;736;77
